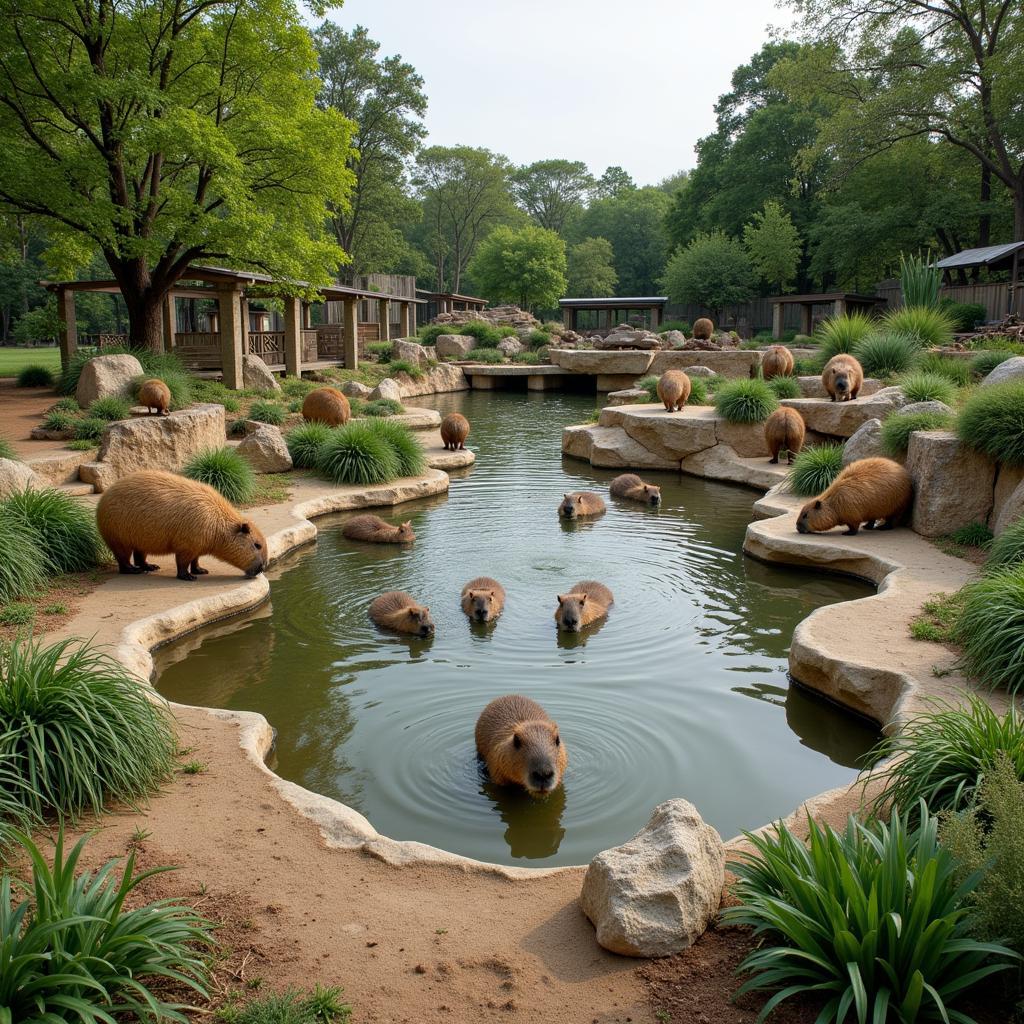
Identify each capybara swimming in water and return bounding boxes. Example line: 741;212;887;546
96;470;268;581
559;491;606;519
440;412;470;450
657;370;692;412
342;514;415;544
302;386;351;426
609;473;661;506
692;317;714;340
554;580;614;632
822;354;864;403
137;378;171;416
461;577;506;622
764;407;806;465
368;590;435;637
797;457;913;536
761;345;795;380
475;694;567;796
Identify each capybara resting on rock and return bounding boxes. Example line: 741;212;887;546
764;407;806;465
554;580;614;632
461;577;506;622
822;354;864;403
96;470;268;581
693;317;714;340
369;590;435;637
559;491;606;519
761;345;794;380
440;412;470;450
609;473;661;506
475;694;567;796
137;378;171;416
657;370;692;412
342;514;415;544
797;457;913;536
302;386;351;426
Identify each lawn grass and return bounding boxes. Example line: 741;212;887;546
0;346;62;378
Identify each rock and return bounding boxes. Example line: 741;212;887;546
981;356;1024;388
396;363;469;399
550;349;654;376
369;378;403;403
780;393;902;439
341;380;373;399
681;443;788;491
580;799;724;958
237;425;292;473
906;430;996;537
842;419;884;466
867;386;908;410
497;337;523;357
900;400;954;418
0;457;44;497
599;405;718;462
607;388;649;406
648;350;761;379
242;354;281;392
392;338;429;369
993;473;1024;535
684;365;716;378
661;330;687;349
75;353;144;407
435;334;476;360
594;327;662;350
798;376;883;400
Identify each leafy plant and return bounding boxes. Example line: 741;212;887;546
916;352;971;387
66;438;99;451
0;436;16;461
73;416;108;441
988;517;1024;573
387;358;423;380
467;347;504;364
0;602;34;626
638;375;659;401
43;407;78;432
788;442;844;496
526;328;550;348
0;509;47;602
766;374;801;399
364;419;425;478
946;522;993;549
16;363;54;387
228;418;249;437
453;319;504;347
285;422;333;469
881;411;954;456
686;376;709;404
853;331;920;377
183;446;256;504
248;400;286;426
882;306;956;348
816;311;875;359
216;985;351;1024
1;487;106;574
365;341;393;360
958;381;1024;466
794;355;826;376
899;253;941;308
939;299;987;332
713;378;778;423
659;319;691;334
969;350;1013;379
89;395;132;421
512;350;544;364
360;398;405;417
279;377;316;399
416;324;447;345
896;371;957;406
316;421;400;485
957;565;1024;692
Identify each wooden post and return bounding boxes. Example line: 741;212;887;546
56;286;77;369
284;297;303;377
399;301;413;338
342;296;359;369
649;306;660;329
833;298;845;318
1011;250;1020;315
218;287;245;390
378;298;391;341
771;301;784;339
800;303;813;336
562;306;572;329
162;293;177;353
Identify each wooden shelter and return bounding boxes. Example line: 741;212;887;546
769;293;887;338
415;290;487;322
934;242;1024;315
558;296;668;332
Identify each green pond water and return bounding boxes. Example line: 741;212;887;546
156;389;879;867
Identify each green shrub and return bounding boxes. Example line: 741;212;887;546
895;371;957;406
59;347;194;408
468;347;504;364
66;438;99;451
815;311;875;359
361;398;405;417
387;358;424;380
853;331;920;377
248;400;286;426
42;407;77;432
73;416;108;441
0;511;45;604
365;418;426;477
881;410;954;456
899;253;942;308
793;355;825;375
988;517;1024;573
637;375;658;401
713;378;778;423
366;341;393;360
50;396;80;413
512;351;544;364
739;339;761;350
957;565;1024;692
416;324;447;345
228;418;248;437
939;299;987;332
16;364;54;387
916;352;971;387
958;381;1024;466
217;985;351;1024
183;446;256;504
969;349;1014;378
0;601;34;626
882;305;956;347
765;374;800;399
946;522;993;549
288;398;302;413
0;487;106;574
456;320;504;347
724;806;1016;1024
0;436;16;461
279;376;316;399
316;421;400;485
88;395;132;421
787;443;844;496
285;422;333;469
687;376;709;404
526;328;550;348
0;829;212;1021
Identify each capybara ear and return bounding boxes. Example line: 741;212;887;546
563;493;569;499
557;594;566;604
402;521;411;528
237;522;251;535
576;495;584;504
579;593;587;604
814;500;823;509
512;732;522;750
488;590;495;597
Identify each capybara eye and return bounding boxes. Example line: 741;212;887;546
554;735;560;746
254;542;262;550
513;734;522;750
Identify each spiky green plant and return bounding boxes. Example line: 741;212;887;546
787;443;844;496
0;511;47;603
15;364;54;388
416;324;447;345
386;358;424;380
686;376;709;404
882;306;955;348
365;341;393;360
316;421;400;485
455;320;504;347
987;517;1024;573
360;398;405;417
956;565;1024;693
526;328;550;348
512;350;544;364
247;400;286;426
899;253;941;308
969;350;1014;379
220;986;351;1024
915;352;971;387
766;374;801;399
816;312;875;359
881;411;954;457
364;418;426;477
89;395;132;421
957;381;1024;466
42;407;77;432
66;438;99;451
637;375;659;401
73;416;108;441
467;347;504;364
183;446;256;504
713;378;778;423
895;371;957;406
853;331;920;377
279;376;317;399
285;422;333;469
0;436;16;461
0;487;106;574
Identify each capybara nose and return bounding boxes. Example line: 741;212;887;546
475;609;486;621
531;769;555;791
796;521;807;534
650;495;660;506
420;625;434;637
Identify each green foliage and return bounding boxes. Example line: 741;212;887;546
467;347;505;364
15;363;53;387
815;313;875;357
853;331;920;377
794;355;826;375
387;358;423;380
183;447;256;504
687;376;709;405
228;418;249;437
73;416;107;441
899;253;941;308
881;411;954;456
766;374;801;399
970;350;1014;378
141;368;193;411
66;438;98;451
743;200;801;291
88;396;132;421
916;352;971;387
788;442;844;496
316;421;400;485
50;396;80;413
527;328;550;348
416;324;447;345
659;320;692;334
637;375;659;401
0;602;34;626
42;407;77;432
724;807;1016;1024
360;398;405;417
192;378;242;411
947;522;993;549
248;400;286;426
466;223;567;310
957;382;1024;466
512;351;544;364
0;436;17;461
566;236;618;297
910;591;965;644
713;378;778;423
988;517;1024;574
882;307;955;348
364;418;426;477
940;300;988;332
454;320;504;347
0;487;106;574
510;159;594;234
957;566;1024;693
366;341;393;360
279;377;317;399
285;422;333;469
661;230;755;314
896;371;957;406
216;985;351;1024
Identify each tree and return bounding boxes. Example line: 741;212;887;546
466;225;567;311
743;201;802;292
0;0;355;351
594;166;636;200
314;23;427;279
566;237;617;297
661;232;755;316
510;160;595;235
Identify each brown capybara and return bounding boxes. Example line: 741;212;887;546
461;577;506;623
137;378;171;416
761;345;795;380
657;370;692;412
440;412;470;450
609;473;661;506
302;386;351;426
475;694;567;797
822;354;864;403
342;514;415;544
554;580;614;632
95;470;268;581
797;457;913;536
764;407;806;465
368;590;435;637
693;317;714;340
558;491;606;519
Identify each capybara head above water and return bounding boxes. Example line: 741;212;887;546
342;513;415;544
693;317;714;340
461;576;506;623
440;412;470;451
609;473;661;506
302;386;351;426
797;457;913;536
475;694;567;797
554;580;614;632
761;345;795;380
558;491;607;519
137;378;171;416
822;354;864;403
368;590;435;637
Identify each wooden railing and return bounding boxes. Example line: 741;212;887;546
247;331;285;365
175;331;221;370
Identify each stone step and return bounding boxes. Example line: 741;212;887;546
56;481;96;496
24;448;95;486
779;392;902;439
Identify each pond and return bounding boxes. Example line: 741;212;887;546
156;389;879;867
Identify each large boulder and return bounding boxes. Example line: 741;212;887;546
369;378;403;403
906;430;996;537
76;353;144;408
580;799;724;957
993;473;1024;535
598;406;719;462
550;349;654;376
436;334;476;360
661;330;687;349
780;392;903;439
340;380;373;399
900;400;954;418
842;418;885;466
396;363;468;399
392;338;429;369
242;354;281;392
594;327;662;350
0;457;44;498
497;337;524;357
981;356;1024;388
237;425;292;473
607;388;649;407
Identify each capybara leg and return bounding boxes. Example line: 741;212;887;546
459;441;465;450
769;452;779;464
851;388;861;399
132;549;159;572
879;517;898;530
112;545;144;575
190;558;209;575
175;554;197;582
843;523;860;535
863;519;878;530
787;451;795;465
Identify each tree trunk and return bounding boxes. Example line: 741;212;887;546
1015;186;1024;245
123;291;166;352
979;165;991;248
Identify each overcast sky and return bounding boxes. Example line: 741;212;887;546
323;0;792;187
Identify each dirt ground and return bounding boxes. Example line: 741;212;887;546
0;376;66;454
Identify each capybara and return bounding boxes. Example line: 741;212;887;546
657;370;692;412
302;386;351;426
822;354;864;403
441;412;470;450
558;491;606;519
609;473;661;506
761;345;795;380
797;457;913;536
137;378;171;416
461;577;506;623
554;580;614;632
368;590;435;637
693;317;714;340
764;407;806;465
95;470;268;581
342;514;415;544
475;694;567;797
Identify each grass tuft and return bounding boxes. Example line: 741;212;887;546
852;331;920;377
248;400;286;426
0;508;48;602
787;443;844;497
16;364;54;388
286;422;333;469
882;305;956;347
183;446;256;504
0;487;106;574
880;410;954;456
815;311;874;359
765;374;801;399
916;352;971;387
957;565;1024;692
988;517;1024;574
0;436;17;461
316;421;400;486
957;381;1024;466
42;408;77;432
360;398;405;417
88;395;132;421
364;419;426;477
896;370;956;406
713;378;777;423
970;349;1014;379
387;359;423;380
216;985;351;1024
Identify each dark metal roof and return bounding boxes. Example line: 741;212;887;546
934;242;1024;270
769;292;886;303
559;296;668;308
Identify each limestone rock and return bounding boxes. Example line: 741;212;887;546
497;337;523;357
242;354;281;392
580;799;724;958
341;380;373;399
76;353;144;407
369;378;403;403
392;338;429;369
900;400;954;418
906;430;996;537
648;350;760;379
0;457;44;498
607;388;649;406
714;419;770;458
981;356;1024;388
661;330;687;349
396;363;468;399
594;326;662;350
798;376;883;400
436;334;476;360
237;425;292;473
867;386;908;410
599;406;718;462
780;394;902;439
684;365;716;378
550;349;654;376
842;419;884;466
993;473;1024;534
681;443;788;491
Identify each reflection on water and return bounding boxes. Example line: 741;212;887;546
156;390;879;866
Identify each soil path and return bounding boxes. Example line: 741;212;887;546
0;377;66;455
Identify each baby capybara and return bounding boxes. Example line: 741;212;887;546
692;317;714;340
559;491;606;519
822;354;864;403
475;694;567;797
761;345;795;380
657;370;692;412
554;580;614;632
440;412;470;451
342;514;415;544
461;577;506;623
137;378;171;416
797;457;913;536
369;590;435;637
302;386;351;426
96;470;268;581
609;473;661;506
764;407;806;465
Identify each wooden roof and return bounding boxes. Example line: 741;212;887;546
769;292;886;304
559;296;667;309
